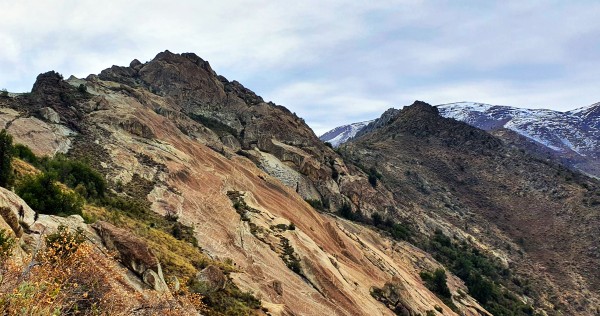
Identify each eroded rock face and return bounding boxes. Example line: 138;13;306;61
7;117;75;156
0;188;37;238
92;221;168;292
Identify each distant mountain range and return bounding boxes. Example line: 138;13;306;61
320;101;600;177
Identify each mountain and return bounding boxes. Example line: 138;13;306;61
319;120;373;147
438;102;600;177
321;101;600;178
340;101;600;315
0;52;490;315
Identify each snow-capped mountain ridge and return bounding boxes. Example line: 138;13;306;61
319;120;374;147
437;101;599;158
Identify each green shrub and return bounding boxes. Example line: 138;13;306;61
371;212;383;226
0;228;15;262
367;167;382;188
16;173;84;216
420;269;452;298
11;146;106;200
371;212;412;241
0;129;14;187
43;155;106;199
390;223;411;241
305;199;324;211
338;203;354;220
189;114;237;137
280;237;302;275
188;275;261;315
13;143;38;165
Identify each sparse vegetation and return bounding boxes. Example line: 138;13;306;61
187;278;261;316
420;268;456;311
45;225;86;259
424;230;536;315
12;143;38;165
337;202;357;220
0;89;8;98
420;269;451;299
305;198;325;211
0;229;15;263
280;237;302;275
369;211;412;241
1;226;114;314
77;83;87;93
189;113;238;137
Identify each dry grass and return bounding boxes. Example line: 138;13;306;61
83;205;231;280
0;225;206;315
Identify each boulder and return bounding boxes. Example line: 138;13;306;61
92;221;168;292
39;107;60;123
0;187;37;237
196;265;227;291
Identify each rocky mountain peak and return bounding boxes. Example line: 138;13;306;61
31;71;70;96
402;100;440;116
380;101;503;152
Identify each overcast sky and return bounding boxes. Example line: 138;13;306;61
2;1;599;135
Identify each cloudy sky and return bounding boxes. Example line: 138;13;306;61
1;1;599;135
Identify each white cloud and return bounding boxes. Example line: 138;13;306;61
1;0;599;134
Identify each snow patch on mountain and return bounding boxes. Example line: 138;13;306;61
319;120;374;147
437;101;600;159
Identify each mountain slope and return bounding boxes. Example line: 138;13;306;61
340;101;600;315
0;53;492;315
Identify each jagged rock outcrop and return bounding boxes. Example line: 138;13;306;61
97;50;397;216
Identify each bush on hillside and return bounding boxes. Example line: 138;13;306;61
13;143;38;165
42;154;106;199
0;129;13;187
420;268;452;299
16;173;83;216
